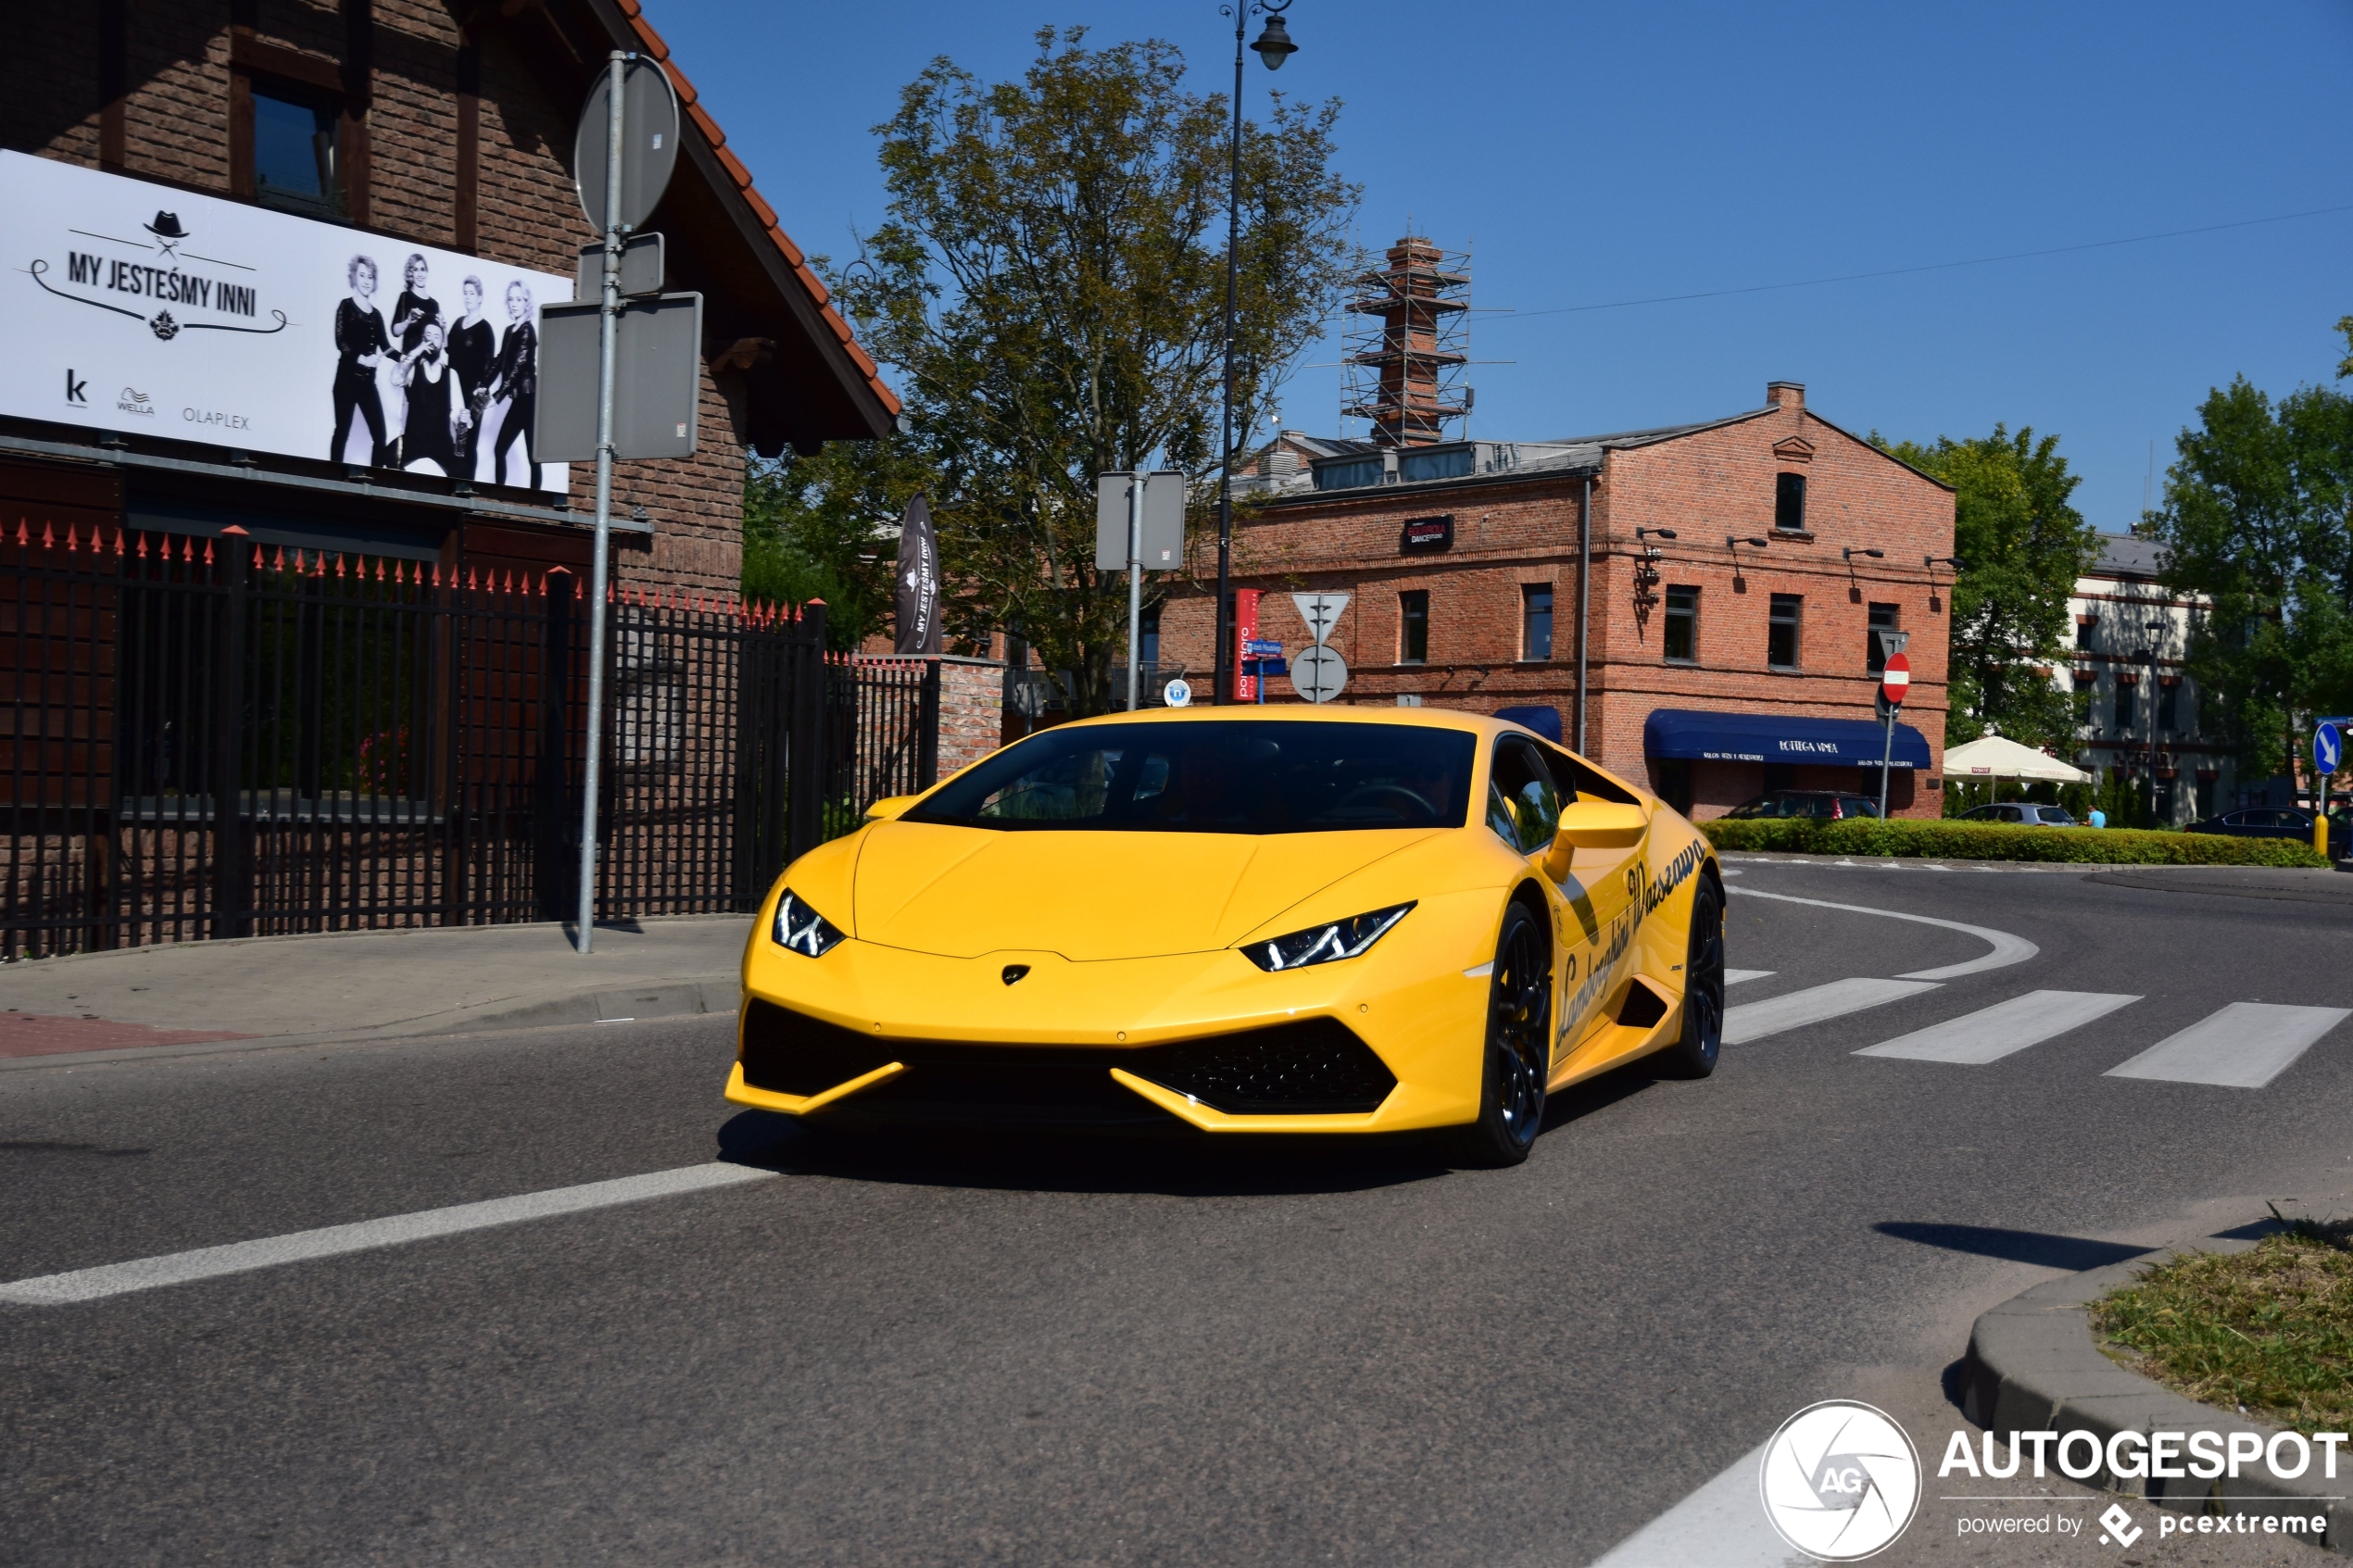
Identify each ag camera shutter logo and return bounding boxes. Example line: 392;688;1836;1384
1757;1400;1921;1560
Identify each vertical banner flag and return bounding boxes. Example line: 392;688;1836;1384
1232;588;1263;701
893;492;944;655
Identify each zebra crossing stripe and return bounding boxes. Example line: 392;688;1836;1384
1855;989;2142;1065
1723;969;1774;986
2104;1002;2352;1089
1721;978;1941;1045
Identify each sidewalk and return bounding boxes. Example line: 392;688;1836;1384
0;916;752;1065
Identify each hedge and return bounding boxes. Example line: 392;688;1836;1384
1697;816;2329;867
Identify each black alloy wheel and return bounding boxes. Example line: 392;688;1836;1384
1448;902;1552;1168
1658;876;1724;1078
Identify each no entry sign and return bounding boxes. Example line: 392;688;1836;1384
1881;651;1911;707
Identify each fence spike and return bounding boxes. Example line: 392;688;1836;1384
12;518;24;546
270;546;284;572
134;532;147;559
42;521;55;549
375;558;387;583
65;523;80;552
204;539;215;566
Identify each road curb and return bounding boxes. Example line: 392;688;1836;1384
1961;1213;2350;1553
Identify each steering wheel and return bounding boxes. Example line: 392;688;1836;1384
1335;784;1440;823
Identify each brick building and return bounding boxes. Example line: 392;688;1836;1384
1160;378;1958;818
2;0;898;591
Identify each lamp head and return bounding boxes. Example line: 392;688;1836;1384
1251;11;1298;69
1844;546;1884;559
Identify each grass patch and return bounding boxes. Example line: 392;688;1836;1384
2088;1213;2353;1434
1698;816;2328;866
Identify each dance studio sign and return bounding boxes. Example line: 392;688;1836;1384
0;150;572;493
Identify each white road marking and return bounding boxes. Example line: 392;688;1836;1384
0;1162;778;1306
2104;1002;2352;1089
1723;978;1941;1044
1723;969;1774;985
1728;886;2038;979
1856;990;2141;1065
1587;1441;1804;1567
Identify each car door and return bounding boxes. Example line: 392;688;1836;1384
1488;736;1622;1068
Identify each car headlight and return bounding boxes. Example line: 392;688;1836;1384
771;890;848;957
1242;902;1415;972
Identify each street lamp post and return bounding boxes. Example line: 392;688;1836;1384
1213;0;1295;705
2145;618;2166;825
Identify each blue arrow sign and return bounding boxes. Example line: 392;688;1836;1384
2317;721;2341;776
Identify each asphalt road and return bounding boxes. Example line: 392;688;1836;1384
6;862;2353;1567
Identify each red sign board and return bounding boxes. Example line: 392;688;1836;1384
1881;651;1911;706
1232;588;1263;700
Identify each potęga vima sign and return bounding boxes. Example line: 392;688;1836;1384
0;149;572;493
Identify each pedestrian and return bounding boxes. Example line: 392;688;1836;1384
2088;806;2107;829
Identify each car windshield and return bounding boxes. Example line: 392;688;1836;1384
902;721;1478;834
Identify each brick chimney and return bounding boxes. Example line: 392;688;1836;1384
1766;381;1805;411
1343;237;1470;446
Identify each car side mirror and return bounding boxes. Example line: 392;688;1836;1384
1545;801;1649;873
863;794;919;822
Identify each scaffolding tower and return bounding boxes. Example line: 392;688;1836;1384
1340;235;1472;447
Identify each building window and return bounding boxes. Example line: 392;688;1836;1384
1399;590;1428;664
2196;776;2216;817
1663;585;1699;663
2158;681;2178;731
251;89;342;220
1775;472;1806;533
1520;584;1553;660
1767;594;1802;670
2076;617;2094;648
1139;605;1161;670
1866;602;1900;672
2114;683;2135;732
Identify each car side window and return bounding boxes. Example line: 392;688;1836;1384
1488;736;1563;856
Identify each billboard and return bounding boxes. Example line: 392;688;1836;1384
0;150;573;494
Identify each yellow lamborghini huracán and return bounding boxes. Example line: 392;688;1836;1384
725;707;1724;1165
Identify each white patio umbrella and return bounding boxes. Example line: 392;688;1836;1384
1942;734;2091;784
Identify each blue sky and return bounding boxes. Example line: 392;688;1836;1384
649;0;2351;532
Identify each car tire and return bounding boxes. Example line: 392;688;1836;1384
1655;877;1724;1079
1445;901;1552;1169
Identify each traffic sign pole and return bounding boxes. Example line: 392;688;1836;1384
1876;646;1912;822
1126;475;1142;710
576;49;626;956
2315;721;2341;859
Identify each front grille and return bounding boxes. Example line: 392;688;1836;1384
738;1002;1396;1121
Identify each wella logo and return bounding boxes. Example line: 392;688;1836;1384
115;387;155;417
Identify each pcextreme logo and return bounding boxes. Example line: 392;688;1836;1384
1758;1400;1922;1561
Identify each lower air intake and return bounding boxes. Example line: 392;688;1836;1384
1132;1018;1396;1115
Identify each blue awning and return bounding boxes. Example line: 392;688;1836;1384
1643;709;1932;770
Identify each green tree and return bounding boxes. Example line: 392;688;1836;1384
2149;368;2353;781
828;27;1357;714
1878;427;2101;750
740;439;930;650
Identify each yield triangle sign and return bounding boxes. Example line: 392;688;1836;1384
1290;592;1351;646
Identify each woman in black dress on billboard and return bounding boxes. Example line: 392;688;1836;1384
398;320;457;477
488;280;538;490
446;275;496;481
330;255;392;467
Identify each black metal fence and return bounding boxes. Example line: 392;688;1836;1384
3;522;941;957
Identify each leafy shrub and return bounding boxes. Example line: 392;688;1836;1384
1698;815;2326;866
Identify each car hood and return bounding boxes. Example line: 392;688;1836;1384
849;823;1441;960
